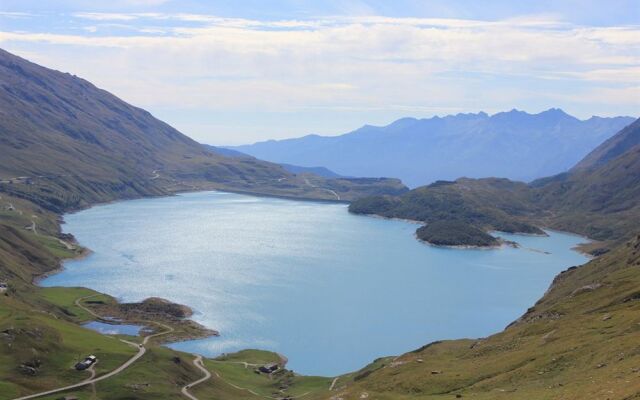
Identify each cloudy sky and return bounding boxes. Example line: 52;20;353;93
0;1;638;145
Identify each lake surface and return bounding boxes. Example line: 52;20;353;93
83;321;143;336
42;191;589;376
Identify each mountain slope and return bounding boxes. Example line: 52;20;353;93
231;110;634;187
278;163;343;178
0;46;231;178
572;118;640;170
534;118;640;243
0;48;406;212
0;48;286;210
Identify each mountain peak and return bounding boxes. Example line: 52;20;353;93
539;107;574;119
489;108;529;121
543;107;566;113
452;111;490;120
387;117;419;129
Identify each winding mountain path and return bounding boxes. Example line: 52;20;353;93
12;340;145;400
181;355;212;400
303;177;341;200
86;360;98;399
11;296;174;400
26;220;37;235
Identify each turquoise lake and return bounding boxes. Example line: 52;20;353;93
41;191;589;376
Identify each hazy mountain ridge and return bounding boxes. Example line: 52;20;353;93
203;144;343;178
231;109;634;187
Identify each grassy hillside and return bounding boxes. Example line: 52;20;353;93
416;220;500;247
350;178;544;247
0;193;82;294
1;286;331;400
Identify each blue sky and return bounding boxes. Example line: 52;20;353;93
0;0;638;145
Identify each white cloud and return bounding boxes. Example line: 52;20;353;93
0;11;36;18
0;13;638;142
73;12;140;21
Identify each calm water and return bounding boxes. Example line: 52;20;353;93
83;321;143;336
42;191;588;376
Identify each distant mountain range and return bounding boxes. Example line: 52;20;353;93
230;110;635;187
